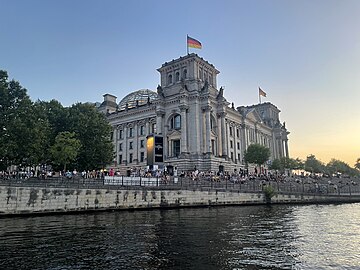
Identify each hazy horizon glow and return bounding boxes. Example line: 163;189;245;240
1;0;359;166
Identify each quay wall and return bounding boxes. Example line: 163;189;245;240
1;186;360;216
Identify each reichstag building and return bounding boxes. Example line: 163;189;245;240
98;54;289;174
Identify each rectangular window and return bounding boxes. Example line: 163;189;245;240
129;153;133;163
173;140;180;157
140;140;144;148
140;126;145;136
119;143;122;151
151;123;156;134
129;128;133;137
230;140;233;148
118;155;122;164
140;152;144;162
231;152;234;161
237;129;240;138
237;142;240;150
211;139;215;155
119;130;123;139
129;142;133;150
229;127;233;136
238;154;241;162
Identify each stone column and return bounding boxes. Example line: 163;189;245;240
203;105;212;154
179;105;188;154
134;122;138;163
156;111;164;135
123;125;128;165
284;139;289;158
220;112;227;157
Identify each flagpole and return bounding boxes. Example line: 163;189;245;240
186;35;189;55
259;89;261;104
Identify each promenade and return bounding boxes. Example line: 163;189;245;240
1;174;359;197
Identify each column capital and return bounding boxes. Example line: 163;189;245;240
217;112;227;118
179;105;189;112
202;105;212;112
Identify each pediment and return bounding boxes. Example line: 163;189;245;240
167;129;181;137
245;109;263;123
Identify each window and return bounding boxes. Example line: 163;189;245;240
129;153;133;163
140;140;144;148
199;68;203;80
230;140;233;148
182;69;187;79
118;155;122;164
129;128;133;137
119;143;122;151
238;154;241;162
231;152;234;161
168;74;172;85
170;114;181;130
237;142;240;150
151;123;156;133
140;126;145;136
229;127;233;136
173;140;180;156
211;140;215;155
210;118;214;130
175;71;180;81
119;130;123;139
140;152;144;162
237;129;240;138
129;142;133;150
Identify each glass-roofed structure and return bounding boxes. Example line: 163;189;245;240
118;89;158;111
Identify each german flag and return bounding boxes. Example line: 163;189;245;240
187;35;202;49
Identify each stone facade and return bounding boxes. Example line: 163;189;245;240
99;54;290;173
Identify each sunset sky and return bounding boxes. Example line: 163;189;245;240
1;0;359;166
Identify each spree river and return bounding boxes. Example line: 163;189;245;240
0;203;359;270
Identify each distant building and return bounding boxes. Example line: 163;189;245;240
98;53;289;173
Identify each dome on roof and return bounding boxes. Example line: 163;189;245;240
118;89;158;110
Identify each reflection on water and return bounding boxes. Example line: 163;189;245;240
0;203;360;269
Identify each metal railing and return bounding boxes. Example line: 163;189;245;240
1;176;359;196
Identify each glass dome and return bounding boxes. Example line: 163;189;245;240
118;89;158;110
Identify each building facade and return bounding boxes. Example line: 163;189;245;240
99;54;289;173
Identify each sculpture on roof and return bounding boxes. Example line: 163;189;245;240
217;86;224;99
157;85;165;98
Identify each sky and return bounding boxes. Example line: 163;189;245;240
1;0;359;166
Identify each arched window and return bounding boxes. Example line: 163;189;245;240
168;74;172;85
175;72;180;82
170;114;181;130
183;69;187;79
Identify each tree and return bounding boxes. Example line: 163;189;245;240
269;157;304;172
50;132;81;172
67;103;114;170
355;158;360;171
244;144;270;167
0;70;50;169
304;154;325;174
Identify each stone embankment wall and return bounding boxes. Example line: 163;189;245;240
1;186;360;215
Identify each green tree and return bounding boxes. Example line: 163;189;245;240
355;158;360;171
51;132;81;172
0;70;50;169
244;144;270;167
304;154;325;174
269;157;304;172
67;103;114;170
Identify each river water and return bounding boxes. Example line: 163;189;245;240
0;203;359;270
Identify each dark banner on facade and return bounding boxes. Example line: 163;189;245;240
147;135;163;166
154;136;163;163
